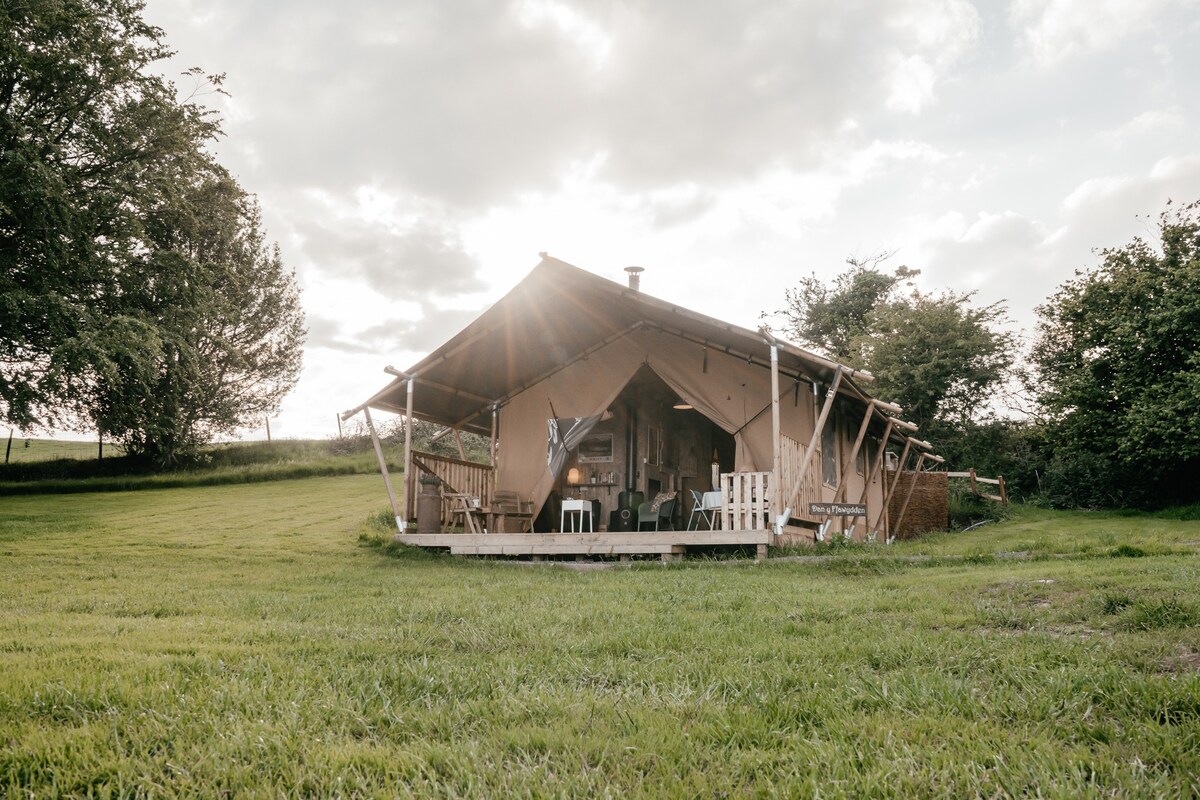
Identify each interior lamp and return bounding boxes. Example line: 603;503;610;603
567;467;582;485
672;398;693;410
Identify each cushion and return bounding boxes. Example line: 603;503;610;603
650;491;676;513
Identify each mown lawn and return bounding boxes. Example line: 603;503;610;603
1;477;1197;797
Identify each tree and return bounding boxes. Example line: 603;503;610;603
773;258;1014;433
1031;199;1200;507
1;0;221;429
856;290;1014;431
775;253;916;362
84;160;305;464
1;0;304;464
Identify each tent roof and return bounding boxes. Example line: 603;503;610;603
353;255;894;437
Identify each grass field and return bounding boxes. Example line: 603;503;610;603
1;437;120;464
1;476;1198;797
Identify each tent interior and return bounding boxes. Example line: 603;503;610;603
534;365;735;532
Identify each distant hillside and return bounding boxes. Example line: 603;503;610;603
2;436;121;464
0;438;394;494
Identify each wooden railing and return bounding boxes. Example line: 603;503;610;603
720;471;771;531
947;469;1007;505
779;434;824;523
407;449;494;522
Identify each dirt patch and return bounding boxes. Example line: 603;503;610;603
1159;646;1200;675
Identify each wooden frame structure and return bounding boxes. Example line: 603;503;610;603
343;255;944;559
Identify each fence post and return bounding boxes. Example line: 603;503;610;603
998;475;1008;506
968;467;977;495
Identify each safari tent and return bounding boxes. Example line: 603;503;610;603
343;255;941;558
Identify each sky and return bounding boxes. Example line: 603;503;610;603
137;0;1200;441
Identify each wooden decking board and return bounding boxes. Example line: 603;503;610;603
395;530;769;549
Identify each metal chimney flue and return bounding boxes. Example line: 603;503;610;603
624;266;645;291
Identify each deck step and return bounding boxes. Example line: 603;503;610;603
449;544;687;556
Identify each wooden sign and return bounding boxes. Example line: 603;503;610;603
809;502;867;517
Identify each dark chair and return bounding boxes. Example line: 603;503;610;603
637;496;676;531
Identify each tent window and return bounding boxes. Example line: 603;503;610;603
821;412;838;487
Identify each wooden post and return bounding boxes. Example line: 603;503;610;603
769;343;782;539
5;428;12;464
265;417;272;443
403;378;415;521
452;428;468;461
363;407;400;522
861;418;894;539
828;403;874;537
98;431;103;462
489;404;498;505
969;467;977;495
336;413;343;439
784;365;843;510
883;437;915;541
891;453;927;540
489;405;498;467
998;476;1008;505
886;438;915;505
833;403;874;503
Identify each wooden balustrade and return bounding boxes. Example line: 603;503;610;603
779;434;824;523
407;449;494;523
720;471;771;531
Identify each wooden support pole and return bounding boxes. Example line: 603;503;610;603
769;343;783;539
363;407;401;523
891;452;927;540
999;475;1008;506
886;438;916;502
833;403;874;503
452;428;467;461
784;365;844;510
265;417;271;443
489;405;498;504
882;437;915;541
336;413;343;439
98;431;103;462
489;405;498;467
860;419;894;538
403;378;415;522
6;428;13;464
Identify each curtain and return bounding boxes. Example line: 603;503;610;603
547;415;603;480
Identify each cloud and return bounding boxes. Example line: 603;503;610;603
153;0;984;208
1009;0;1188;67
884;0;982;113
1094;107;1186;148
1062;154;1200;215
306;297;479;359
281;189;482;299
909;155;1200;333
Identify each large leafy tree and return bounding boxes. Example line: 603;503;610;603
1;0;304;464
773;259;1014;433
856;290;1014;431
1031;200;1200;507
0;0;220;428
85;161;305;464
776;254;917;362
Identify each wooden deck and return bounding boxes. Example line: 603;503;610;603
394;529;771;560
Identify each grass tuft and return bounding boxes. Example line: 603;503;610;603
1124;597;1199;631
